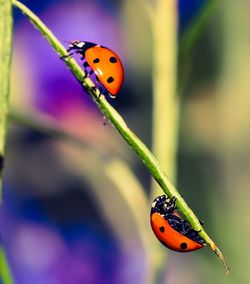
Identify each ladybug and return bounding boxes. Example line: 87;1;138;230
65;40;124;98
150;195;205;252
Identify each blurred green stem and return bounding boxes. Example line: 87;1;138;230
0;0;13;200
135;0;153;22
150;1;178;281
12;0;229;273
0;1;14;282
151;0;179;194
178;0;219;93
0;247;14;284
179;0;218;62
105;160;155;284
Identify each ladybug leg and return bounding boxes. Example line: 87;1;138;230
181;220;203;236
180;222;193;235
180;220;204;235
82;62;98;95
199;220;204;226
83;61;90;69
169;196;177;206
93;75;104;98
61;48;83;59
168;216;183;232
170;219;193;236
81;72;102;97
60;52;75;59
82;61;94;79
192;228;202;234
166;197;177;212
81;63;99;95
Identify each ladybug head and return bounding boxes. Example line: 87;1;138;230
151;195;176;216
67;41;97;53
68;40;85;49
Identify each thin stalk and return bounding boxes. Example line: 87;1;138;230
150;1;178;281
0;2;15;281
151;0;179;195
135;0;154;22
178;0;219;93
0;0;13;200
179;0;219;62
0;246;14;284
12;0;229;273
105;160;155;284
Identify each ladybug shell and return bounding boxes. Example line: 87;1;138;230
150;213;204;252
85;46;124;97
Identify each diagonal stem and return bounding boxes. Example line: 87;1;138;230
0;0;13;200
0;246;14;284
0;1;14;281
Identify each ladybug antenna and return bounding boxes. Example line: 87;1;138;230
63;40;73;46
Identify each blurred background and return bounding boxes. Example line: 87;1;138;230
1;0;250;283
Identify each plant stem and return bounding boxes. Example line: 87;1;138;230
151;0;179;194
179;0;219;62
178;0;219;93
0;2;14;282
135;0;153;22
0;0;13;201
12;0;229;273
150;1;178;281
0;246;14;284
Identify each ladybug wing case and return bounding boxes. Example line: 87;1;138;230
150;213;204;252
85;46;124;96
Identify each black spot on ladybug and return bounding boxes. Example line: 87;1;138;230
180;242;187;250
159;226;165;233
107;76;114;84
93;58;100;63
0;154;4;173
109;56;117;63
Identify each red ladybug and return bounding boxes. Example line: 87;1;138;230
150;195;205;252
66;40;124;98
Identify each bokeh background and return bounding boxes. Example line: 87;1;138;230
1;0;250;283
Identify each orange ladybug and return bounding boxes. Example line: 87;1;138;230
150;195;205;252
66;40;124;98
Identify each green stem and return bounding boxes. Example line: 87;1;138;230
178;0;219;93
150;1;178;281
0;246;14;284
179;0;219;61
0;0;13;201
0;1;15;282
135;0;154;22
151;0;178;193
12;0;229;273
